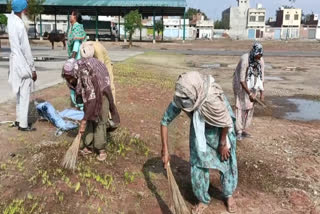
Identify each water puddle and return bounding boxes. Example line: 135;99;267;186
200;63;273;70
285;98;320;121
265;63;273;70
0;56;64;62
265;76;284;81
200;63;233;69
200;64;221;69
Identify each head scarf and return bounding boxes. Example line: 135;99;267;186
174;72;233;153
248;42;263;79
80;42;95;58
247;42;264;90
174;72;233;128
12;0;27;13
62;58;77;77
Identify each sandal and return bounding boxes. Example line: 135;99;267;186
226;197;237;213
80;148;92;156
192;203;208;214
97;151;107;161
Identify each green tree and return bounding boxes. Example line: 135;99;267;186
27;0;46;38
0;14;7;26
214;19;229;30
0;14;7;48
186;8;208;21
154;20;164;38
6;0;12;13
124;10;142;47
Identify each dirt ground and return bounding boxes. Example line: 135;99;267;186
0;41;320;214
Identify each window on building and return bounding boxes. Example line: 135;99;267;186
294;14;299;20
258;16;265;22
285;14;290;20
250;16;256;22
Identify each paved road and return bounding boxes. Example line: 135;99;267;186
153;49;320;57
0;46;143;104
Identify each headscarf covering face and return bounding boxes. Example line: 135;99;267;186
12;0;27;13
174;72;233;128
248;42;263;80
80;42;95;58
63;58;77;77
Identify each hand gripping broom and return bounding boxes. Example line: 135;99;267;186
166;162;191;214
62;134;82;170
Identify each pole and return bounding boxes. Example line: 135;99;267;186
153;10;156;44
140;26;142;41
124;12;127;43
40;14;43;40
34;16;37;39
54;11;57;32
67;10;70;35
183;10;186;43
118;12;121;41
95;10;98;41
162;14;164;41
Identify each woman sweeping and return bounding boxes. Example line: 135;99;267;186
233;42;265;141
62;57;120;161
161;72;238;214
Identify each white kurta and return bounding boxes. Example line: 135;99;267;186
233;53;265;134
233;53;265;110
7;12;35;94
7;12;36;128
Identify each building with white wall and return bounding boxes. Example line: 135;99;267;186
190;13;214;39
222;0;250;40
247;3;266;39
163;18;191;40
274;7;302;39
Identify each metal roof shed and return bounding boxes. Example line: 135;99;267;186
0;0;187;16
0;0;187;42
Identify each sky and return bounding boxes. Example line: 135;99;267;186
186;0;319;20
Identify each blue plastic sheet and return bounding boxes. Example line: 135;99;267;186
59;109;84;121
36;102;79;131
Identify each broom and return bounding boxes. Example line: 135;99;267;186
166;162;191;214
62;134;82;170
254;97;267;108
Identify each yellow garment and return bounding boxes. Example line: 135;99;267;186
80;41;116;101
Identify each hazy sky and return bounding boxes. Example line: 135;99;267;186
186;0;319;20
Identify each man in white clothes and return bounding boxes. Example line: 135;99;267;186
7;0;37;131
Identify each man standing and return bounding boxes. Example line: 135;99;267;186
8;0;37;131
233;42;265;141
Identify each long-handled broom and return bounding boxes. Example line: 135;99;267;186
166;162;191;214
62;134;82;170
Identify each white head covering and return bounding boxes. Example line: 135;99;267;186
80;42;95;58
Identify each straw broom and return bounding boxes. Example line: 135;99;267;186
254;97;267;108
166;162;191;214
254;98;274;116
62;134;82;170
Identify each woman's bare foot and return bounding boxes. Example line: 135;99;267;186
226;196;236;213
80;147;92;156
97;150;107;161
192;202;208;214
